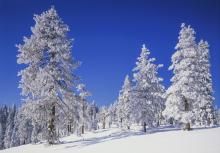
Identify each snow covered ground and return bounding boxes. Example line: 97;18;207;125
1;126;220;153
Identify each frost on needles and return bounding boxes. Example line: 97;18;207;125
16;7;95;144
163;23;215;130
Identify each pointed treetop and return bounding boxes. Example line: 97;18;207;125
46;5;56;12
51;5;55;9
181;23;185;28
140;43;150;58
124;75;131;85
175;23;196;50
125;74;129;80
142;44;146;50
48;5;57;14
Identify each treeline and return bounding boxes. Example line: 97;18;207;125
0;105;16;149
106;23;218;132
0;102;100;150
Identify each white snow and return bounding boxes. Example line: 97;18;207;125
1;126;220;153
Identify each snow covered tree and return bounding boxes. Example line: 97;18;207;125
107;103;117;128
4;105;16;148
0;105;8;149
17;7;78;144
0;123;4;149
115;99;124;128
216;108;220;125
194;40;215;126
17;117;32;145
132;44;165;132
77;84;91;134
116;75;133;129
57;92;80;136
98;106;108;129
87;101;98;131
10;103;33;146
10;111;20;147
163;23;212;130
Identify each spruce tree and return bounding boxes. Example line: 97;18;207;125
132;44;165;132
117;75;133;129
77;84;91;134
194;40;215;126
163;23;202;130
17;7;78;144
0;105;8;149
4;105;16;148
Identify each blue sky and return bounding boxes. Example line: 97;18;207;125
0;0;219;107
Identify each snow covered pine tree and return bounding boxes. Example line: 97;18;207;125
17;7;78;144
116;75;133;129
132;44;165;132
163;23;215;130
195;40;215;126
3;105;16;148
0;106;8;149
76;84;91;134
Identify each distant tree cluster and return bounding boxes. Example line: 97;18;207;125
0;7;218;150
0;105;16;149
107;23;217;132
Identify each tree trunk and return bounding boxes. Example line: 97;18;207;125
143;122;147;132
102;121;105;129
183;123;191;131
81;125;84;134
67;124;71;133
120;118;123;128
102;117;106;129
169;118;173;125
48;103;56;144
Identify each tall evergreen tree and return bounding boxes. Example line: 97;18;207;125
4;105;16;148
88;101;98;131
98;106;108;129
77;84;91;134
0;123;4;149
17;7;78;144
194;40;215;126
10;111;20;148
0;105;8;149
163;23;212;130
108;103;117;128
132;44;165;132
117;75;133;129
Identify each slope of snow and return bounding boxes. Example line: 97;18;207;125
1;126;220;153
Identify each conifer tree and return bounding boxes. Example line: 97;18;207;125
117;75;133;129
0;105;8;149
132;44;165;132
194;40;215;126
163;23;206;130
77;84;91;134
4;105;16;148
17;7;78;144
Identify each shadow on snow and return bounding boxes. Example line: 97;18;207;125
61;125;220;149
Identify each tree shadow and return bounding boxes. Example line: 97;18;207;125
62;125;220;149
63;129;144;149
192;125;220;131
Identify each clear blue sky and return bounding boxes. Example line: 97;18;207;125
0;0;219;107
